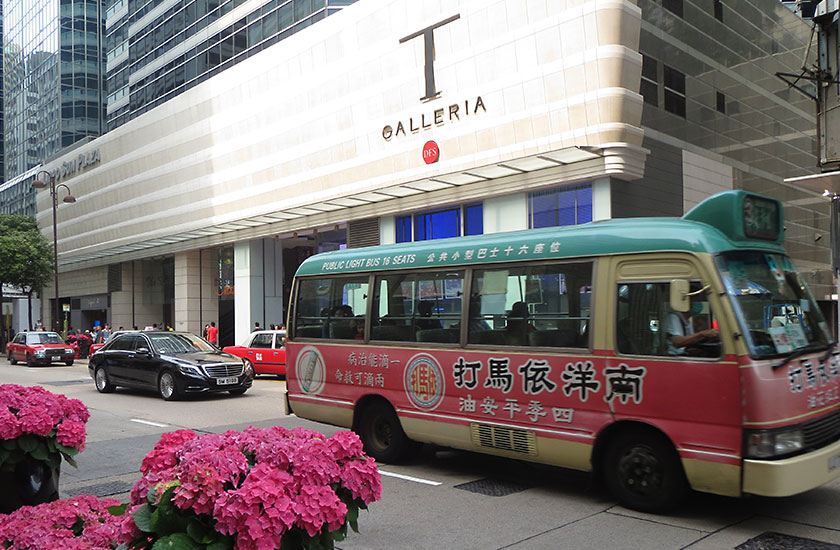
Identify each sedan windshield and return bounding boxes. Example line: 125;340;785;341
26;333;63;345
148;333;216;354
716;251;831;358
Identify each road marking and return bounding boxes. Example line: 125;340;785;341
378;470;442;486
130;419;168;428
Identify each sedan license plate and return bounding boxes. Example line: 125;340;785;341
216;376;238;385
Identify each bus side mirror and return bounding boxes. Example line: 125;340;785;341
670;279;690;312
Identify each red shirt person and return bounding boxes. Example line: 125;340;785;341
207;322;218;345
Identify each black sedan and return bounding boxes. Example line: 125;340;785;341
88;331;253;400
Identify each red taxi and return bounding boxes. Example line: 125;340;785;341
223;330;286;376
7;331;75;366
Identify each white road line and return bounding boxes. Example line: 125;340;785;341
378;470;442;486
130;418;169;427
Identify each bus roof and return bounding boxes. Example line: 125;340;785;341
296;191;786;277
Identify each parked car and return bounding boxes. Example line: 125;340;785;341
88;331;253;400
7;331;75;366
90;330;130;355
222;330;286;377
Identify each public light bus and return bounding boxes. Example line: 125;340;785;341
284;190;840;512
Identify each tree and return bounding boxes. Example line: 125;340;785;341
0;215;54;349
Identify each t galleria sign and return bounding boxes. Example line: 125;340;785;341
382;14;487;142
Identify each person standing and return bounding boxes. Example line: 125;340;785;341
253;322;261;332
207;322;218;346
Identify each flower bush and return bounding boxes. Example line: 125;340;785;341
0;384;90;471
0;494;124;549
120;426;382;550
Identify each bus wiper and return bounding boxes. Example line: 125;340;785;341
772;344;827;371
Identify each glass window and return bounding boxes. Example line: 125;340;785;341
530;184;592;228
397;203;484;242
372;271;464;343
469;262;592;347
251;333;273;348
415;208;460;240
662;0;683;17
616;281;720;357
293;276;369;339
641;55;658;107
663;65;686;118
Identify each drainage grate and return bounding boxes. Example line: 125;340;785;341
736;532;840;550
43;379;91;386
454;478;531;497
65;481;134;498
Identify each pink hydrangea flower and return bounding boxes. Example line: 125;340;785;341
56;419;87;451
340;458;383;505
293;485;348;537
17;406;56;436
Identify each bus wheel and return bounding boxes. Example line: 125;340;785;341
358;401;412;463
603;430;687;513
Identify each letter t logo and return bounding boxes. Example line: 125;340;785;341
399;14;460;103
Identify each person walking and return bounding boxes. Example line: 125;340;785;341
207;322;218;346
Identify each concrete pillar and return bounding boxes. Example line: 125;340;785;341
592;177;612;221
380;216;396;245
484;193;528;233
174;251;203;333
234;240;265;345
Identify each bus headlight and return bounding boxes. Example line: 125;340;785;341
744;428;804;459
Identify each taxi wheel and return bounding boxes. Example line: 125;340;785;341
65;360;74;366
357;401;414;464
158;371;179;401
94;367;115;393
8;352;16;365
25;354;33;367
603;429;687;513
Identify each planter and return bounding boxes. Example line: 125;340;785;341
0;458;60;514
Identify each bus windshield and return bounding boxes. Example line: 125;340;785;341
716;251;831;358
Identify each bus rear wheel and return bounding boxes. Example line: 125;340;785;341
603;429;687;513
357;401;414;463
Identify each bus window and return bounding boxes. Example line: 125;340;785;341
616;281;720;358
468;262;592;347
371;271;463;344
293;276;369;340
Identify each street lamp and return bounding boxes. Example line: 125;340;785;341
32;171;75;334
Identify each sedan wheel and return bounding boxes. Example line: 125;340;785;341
94;367;116;393
158;371;179;401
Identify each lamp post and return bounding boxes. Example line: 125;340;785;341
33;171;75;334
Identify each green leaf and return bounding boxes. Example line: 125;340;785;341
345;504;359;525
17;435;38;453
108;503;129;516
132;504;153;532
206;540;235;550
30;442;50;461
151;533;201;550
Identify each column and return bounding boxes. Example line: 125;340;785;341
592;177;612;221
234;240;264;345
174;251;203;333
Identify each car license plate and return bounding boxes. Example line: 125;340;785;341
51;356;61;361
216;377;238;385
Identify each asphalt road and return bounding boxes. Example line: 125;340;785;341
3;358;840;549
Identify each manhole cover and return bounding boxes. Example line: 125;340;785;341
65;481;134;498
43;379;91;386
454;478;531;497
737;532;840;550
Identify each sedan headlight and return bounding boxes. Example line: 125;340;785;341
744;428;804;459
175;362;203;376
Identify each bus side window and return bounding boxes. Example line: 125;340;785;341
293;276;368;340
469;262;592;348
372;271;464;343
616;282;720;358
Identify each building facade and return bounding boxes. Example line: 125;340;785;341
2;0;107;183
34;0;830;346
105;0;357;130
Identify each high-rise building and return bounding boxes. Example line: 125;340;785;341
105;0;356;130
2;0;106;182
